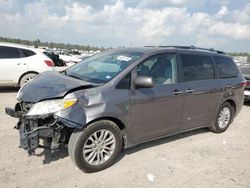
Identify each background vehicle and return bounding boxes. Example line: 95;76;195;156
56;51;82;64
5;46;245;172
43;51;66;67
239;66;250;101
0;42;54;87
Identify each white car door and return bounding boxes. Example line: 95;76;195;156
0;46;28;85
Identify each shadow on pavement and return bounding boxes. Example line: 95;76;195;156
35;147;69;165
0;86;19;93
244;100;250;107
116;128;209;163
33;128;209;166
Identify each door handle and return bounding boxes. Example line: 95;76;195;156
17;63;26;65
172;90;183;95
185;89;195;93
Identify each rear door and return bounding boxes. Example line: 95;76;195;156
0;46;28;84
129;53;184;142
178;53;223;130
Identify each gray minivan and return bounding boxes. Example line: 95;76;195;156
5;46;246;172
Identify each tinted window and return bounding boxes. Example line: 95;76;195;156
181;54;214;82
116;73;131;89
214;56;239;78
22;49;36;57
0;46;20;59
137;54;177;85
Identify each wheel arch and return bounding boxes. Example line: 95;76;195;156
85;116;128;147
18;71;39;86
210;98;237;129
85;116;126;131
224;99;236;115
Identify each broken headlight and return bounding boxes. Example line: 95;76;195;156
27;98;77;116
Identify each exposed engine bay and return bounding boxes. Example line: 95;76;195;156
6;101;72;155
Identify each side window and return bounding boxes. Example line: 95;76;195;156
21;49;36;57
0;46;21;59
137;54;177;85
214;56;239;78
181;54;214;82
116;73;131;89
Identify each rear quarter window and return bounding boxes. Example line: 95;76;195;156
214;56;239;78
21;49;36;57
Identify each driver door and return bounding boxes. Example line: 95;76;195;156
129;53;184;143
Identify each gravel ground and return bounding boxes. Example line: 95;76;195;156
0;87;250;188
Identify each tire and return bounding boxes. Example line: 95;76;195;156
68;120;123;173
209;102;234;133
19;73;37;87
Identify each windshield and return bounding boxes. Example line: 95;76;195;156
65;50;143;84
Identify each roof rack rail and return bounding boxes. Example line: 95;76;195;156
159;45;195;49
145;45;226;54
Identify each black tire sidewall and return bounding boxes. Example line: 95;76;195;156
71;121;122;172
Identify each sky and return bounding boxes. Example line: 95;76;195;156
0;0;250;52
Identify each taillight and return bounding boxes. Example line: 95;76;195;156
44;60;54;67
240;81;250;88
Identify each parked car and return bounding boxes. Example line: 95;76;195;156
56;51;82;63
239;66;250;101
0;42;54;87
70;50;93;60
5;46;245;172
43;51;66;67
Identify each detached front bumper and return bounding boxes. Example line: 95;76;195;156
5;106;69;155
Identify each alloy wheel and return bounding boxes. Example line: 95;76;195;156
217;107;231;129
83;129;116;166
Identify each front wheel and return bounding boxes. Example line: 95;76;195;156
68;120;123;172
209;102;234;133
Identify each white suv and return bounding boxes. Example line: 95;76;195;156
0;43;54;87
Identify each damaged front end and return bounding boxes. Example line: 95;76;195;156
4;71;101;156
5;101;73;155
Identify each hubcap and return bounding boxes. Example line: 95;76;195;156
24;76;34;83
83;129;116;166
218;107;231;129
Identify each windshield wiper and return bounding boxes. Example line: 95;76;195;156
67;74;82;80
67;74;105;85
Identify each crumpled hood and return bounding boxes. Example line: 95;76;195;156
18;71;94;103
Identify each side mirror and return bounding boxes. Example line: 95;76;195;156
134;76;154;89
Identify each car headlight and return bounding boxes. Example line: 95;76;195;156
27;98;77;116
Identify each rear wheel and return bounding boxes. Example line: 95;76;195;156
19;73;37;87
209;102;234;133
68;120;122;172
